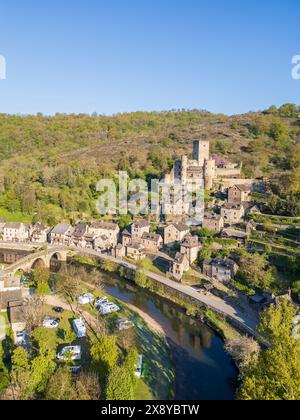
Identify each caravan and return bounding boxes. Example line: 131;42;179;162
72;319;87;339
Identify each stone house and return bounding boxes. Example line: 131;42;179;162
8;301;26;344
221;204;245;225
180;235;200;265
89;221;120;248
94;235;113;252
164;223;190;245
126;243;146;262
3;223;28;243
122;226;133;247
71;223;89;248
50;224;74;246
141;232;163;253
131;221;151;240
112;244;126;259
168;253;190;282
29;223;49;243
202;215;224;233
221;228;249;245
228;184;251;205
203;257;238;283
0;271;23;311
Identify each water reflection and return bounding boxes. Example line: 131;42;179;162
102;273;237;401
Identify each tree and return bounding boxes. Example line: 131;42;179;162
134;259;152;289
23;296;45;331
101;260;117;273
239;300;300;400
45;367;77;400
31;327;58;356
90;336;119;380
75;371;101;400
56;265;82;302
34;267;51;297
237;253;277;290
225;336;260;371
106;366;135;401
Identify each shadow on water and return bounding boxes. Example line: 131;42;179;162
102;274;238;401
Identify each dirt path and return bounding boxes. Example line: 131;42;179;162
45;292;165;337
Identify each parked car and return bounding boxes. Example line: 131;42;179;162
70;366;82;375
72;319;87;339
78;293;94;305
57;346;82;361
95;297;109;308
117;318;134;331
134;355;143;379
43;317;60;329
99;302;120;316
15;331;27;346
53;307;64;314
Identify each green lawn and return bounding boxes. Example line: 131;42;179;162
134;379;154;400
75;284;175;400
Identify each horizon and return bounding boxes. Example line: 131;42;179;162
0;102;298;118
0;0;299;115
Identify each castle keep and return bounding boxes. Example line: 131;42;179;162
165;140;244;190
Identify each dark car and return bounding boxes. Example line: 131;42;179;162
53;307;64;314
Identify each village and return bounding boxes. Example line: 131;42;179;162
1;139;298;349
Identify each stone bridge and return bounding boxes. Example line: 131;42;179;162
3;246;69;277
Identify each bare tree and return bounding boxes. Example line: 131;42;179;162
23;296;46;331
75;371;101;400
225;336;260;371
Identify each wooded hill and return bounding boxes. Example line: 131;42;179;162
0;103;299;224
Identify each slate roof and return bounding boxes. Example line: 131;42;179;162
51;223;72;235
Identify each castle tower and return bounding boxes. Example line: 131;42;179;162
204;159;216;190
193;140;210;167
181;155;188;183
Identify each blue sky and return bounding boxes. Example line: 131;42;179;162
0;0;299;115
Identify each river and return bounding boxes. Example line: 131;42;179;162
102;275;238;401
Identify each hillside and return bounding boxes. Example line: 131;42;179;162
0;104;299;225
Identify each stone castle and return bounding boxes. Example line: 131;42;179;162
165;140;246;190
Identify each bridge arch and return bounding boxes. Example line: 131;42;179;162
31;257;47;270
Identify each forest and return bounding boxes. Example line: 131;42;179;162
0;103;299;225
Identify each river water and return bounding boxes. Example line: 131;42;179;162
102;275;238;401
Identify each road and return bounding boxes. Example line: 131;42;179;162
74;248;260;335
2;242;260;336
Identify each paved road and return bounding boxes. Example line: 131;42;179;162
2;243;260;336
74;248;260;335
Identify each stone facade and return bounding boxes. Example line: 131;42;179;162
203;257;238;283
202;215;224;233
89;221;120;248
141;232;163;253
228;184;251;205
221;204;245;225
168;253;190;282
126;243;146;261
180;235;200;265
164;223;190;245
3;223;28;243
164;140;243;192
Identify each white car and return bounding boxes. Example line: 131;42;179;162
15;331;27;346
43;318;60;329
117;318;134;331
57;346;82;361
95;297;109;308
78;293;94;305
99;302;120;316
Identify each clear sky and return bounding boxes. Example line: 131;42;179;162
0;0;299;115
